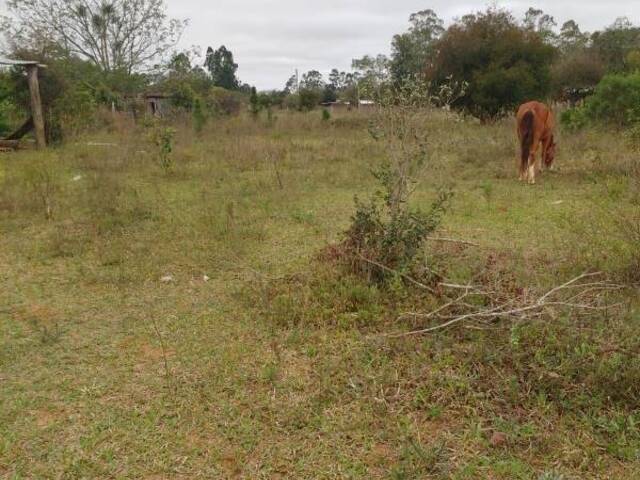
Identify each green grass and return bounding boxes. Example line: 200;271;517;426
1;110;639;478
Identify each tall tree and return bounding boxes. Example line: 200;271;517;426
552;20;603;97
328;69;346;91
205;46;240;90
352;54;389;95
390;9;444;85
559;20;590;53
591;17;640;72
284;73;298;94
299;70;324;91
429;7;556;120
3;0;186;73
523;7;557;44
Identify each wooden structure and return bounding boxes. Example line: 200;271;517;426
0;58;47;149
145;93;168;118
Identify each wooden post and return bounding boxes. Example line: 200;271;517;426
26;65;46;149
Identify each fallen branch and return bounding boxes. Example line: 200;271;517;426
384;272;624;338
357;254;437;294
537;272;604;305
399;292;470;321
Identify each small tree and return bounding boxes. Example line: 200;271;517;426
192;97;206;133
342;79;451;282
249;86;261;117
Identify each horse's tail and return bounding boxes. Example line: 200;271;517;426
520;110;535;166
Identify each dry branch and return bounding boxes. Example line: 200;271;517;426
357;254;437;294
384;272;624;338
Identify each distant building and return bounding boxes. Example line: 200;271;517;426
321;99;376;113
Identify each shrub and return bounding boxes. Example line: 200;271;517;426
339;80;451;283
560;107;589;131
147;124;175;171
298;88;322;111
561;72;640;130
169;83;197;110
206;87;244;116
192;97;206;133
345;190;450;282
0;99;13;137
249;86;261;117
584;73;640;127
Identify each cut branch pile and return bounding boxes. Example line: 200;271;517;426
381;271;625;338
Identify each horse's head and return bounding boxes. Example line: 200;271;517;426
545;138;557;168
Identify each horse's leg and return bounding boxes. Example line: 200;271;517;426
517;131;526;181
540;136;549;172
528;158;536;184
527;144;540;185
535;146;543;173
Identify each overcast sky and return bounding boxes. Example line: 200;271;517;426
166;1;638;90
3;1;636;89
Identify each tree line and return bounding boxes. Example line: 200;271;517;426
289;7;640;120
0;1;639;137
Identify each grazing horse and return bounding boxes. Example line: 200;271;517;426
516;101;556;185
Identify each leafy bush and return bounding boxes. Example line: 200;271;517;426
583;73;640;126
249;86;261;117
560;107;589;131
345;189;450;281
561;72;640;130
0;100;13;137
192;97;206;133
206;86;244;116
298;88;322;111
50;85;97;140
146;124;175;171
169;83;197;110
282;93;300;110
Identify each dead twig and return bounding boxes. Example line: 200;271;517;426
357;254;437;294
399;292;470;321
383;272;624;338
536;272;604;305
150;317;175;394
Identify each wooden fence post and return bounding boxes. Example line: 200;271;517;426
26;65;46;149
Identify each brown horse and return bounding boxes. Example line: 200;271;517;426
516;101;556;184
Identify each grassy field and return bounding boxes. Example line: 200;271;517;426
1;109;639;479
